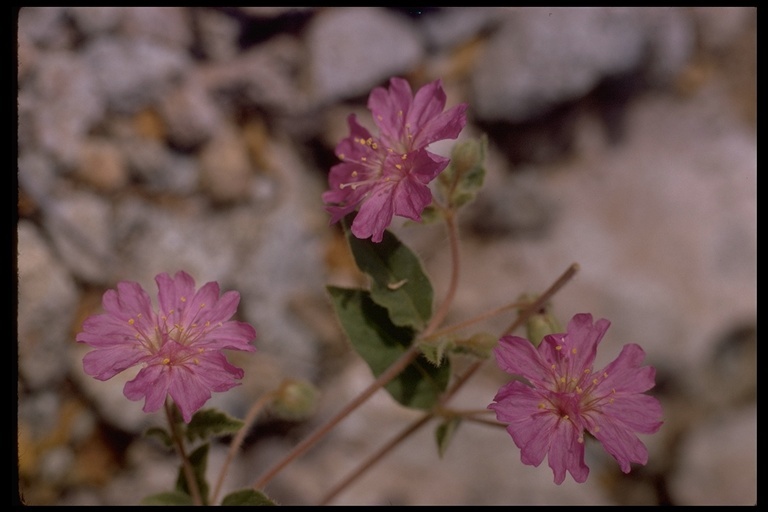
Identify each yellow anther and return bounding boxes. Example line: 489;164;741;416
128;318;135;325
371;142;378;150
351;171;358;177
584;368;591;374
401;154;407;160
395;164;402;170
193;358;199;365
137;313;143;318
199;303;205;309
593;378;599;385
603;372;608;378
538;403;546;409
576;386;583;394
560;377;566;384
338;153;345;160
205;321;210;327
571;348;577;354
162;358;171;365
555;345;562;351
180;297;186;303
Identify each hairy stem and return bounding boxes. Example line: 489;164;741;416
251;212;466;493
318;412;435;505
165;401;203;506
316;263;581;503
210;391;276;505
424;209;461;334
251;344;421;491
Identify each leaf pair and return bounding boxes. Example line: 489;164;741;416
327;217;450;410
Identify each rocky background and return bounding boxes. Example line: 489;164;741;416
16;7;755;506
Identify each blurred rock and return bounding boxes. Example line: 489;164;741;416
306;7;424;104
82;37;190;114
17;221;79;390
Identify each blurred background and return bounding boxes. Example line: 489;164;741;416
16;7;755;505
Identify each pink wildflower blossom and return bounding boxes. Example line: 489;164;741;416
77;271;256;422
488;313;663;484
322;77;468;242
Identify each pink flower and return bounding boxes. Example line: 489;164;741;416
488;313;663;484
77;271;256;422
322;77;467;242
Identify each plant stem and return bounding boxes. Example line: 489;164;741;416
315;263;581;503
318;412;435;505
424;209;461;334
422;300;525;342
250;343;421;492
210;391;277;505
251;210;466;494
165;401;203;506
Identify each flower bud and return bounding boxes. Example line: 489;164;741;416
270;379;319;421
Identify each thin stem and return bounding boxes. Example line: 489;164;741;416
318;413;435;505
317;264;580;503
251;211;466;493
210;391;277;505
251;343;421;491
461;416;507;429
422;300;526;342
424;209;461;334
165;401;203;506
502;262;580;337
439;262;582;406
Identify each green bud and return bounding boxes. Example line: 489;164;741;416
437;135;488;209
526;309;563;348
270;379;319;421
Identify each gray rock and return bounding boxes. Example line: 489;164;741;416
306;7;424;104
471;8;651;122
17;7;73;48
420;7;503;51
120;7;194;50
21;52;105;167
670;406;756;505
17;220;79;390
43;190;116;283
198;35;309;116
68;6;125;37
158;75;223;150
82;37;190;114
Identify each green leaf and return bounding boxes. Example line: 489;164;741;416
343;215;433;331
327;286;450;410
144;426;173;448
417;336;454;366
185;408;244;443
141;491;195;506
175;443;210;505
435;417;462;458
221;489;278;506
